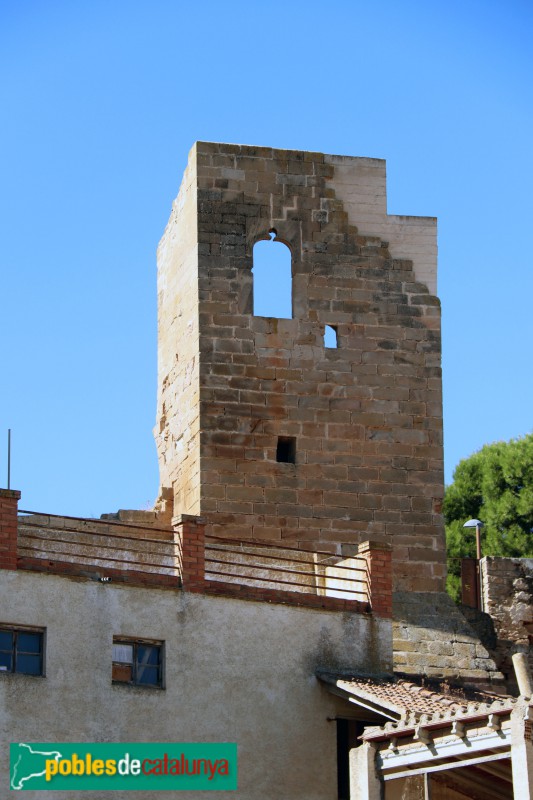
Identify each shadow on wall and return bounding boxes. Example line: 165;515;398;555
393;590;501;685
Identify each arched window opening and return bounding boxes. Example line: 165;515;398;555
252;231;292;318
324;325;338;349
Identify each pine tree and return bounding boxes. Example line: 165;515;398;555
444;434;533;601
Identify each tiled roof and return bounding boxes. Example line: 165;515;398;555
334;676;469;716
317;671;516;734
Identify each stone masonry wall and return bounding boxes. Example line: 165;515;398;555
156;142;445;593
393;590;502;688
155;153;200;516
482;557;533;691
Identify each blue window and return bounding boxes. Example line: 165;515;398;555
112;638;163;688
0;627;44;676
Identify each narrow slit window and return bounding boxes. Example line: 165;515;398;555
252;231;292;318
324;325;338;349
276;437;296;464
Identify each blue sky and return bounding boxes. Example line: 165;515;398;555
1;0;532;516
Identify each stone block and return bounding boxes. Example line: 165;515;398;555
156;142;444;592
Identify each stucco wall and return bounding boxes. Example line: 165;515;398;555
0;569;391;799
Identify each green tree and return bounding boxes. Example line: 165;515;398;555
444;434;533;601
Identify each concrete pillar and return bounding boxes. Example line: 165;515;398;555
173;514;205;592
0;488;20;570
513;652;533;698
511;702;533;800
350;742;382;800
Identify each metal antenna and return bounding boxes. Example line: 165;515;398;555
7;429;11;490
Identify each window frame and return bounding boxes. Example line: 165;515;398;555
0;625;45;677
112;637;164;689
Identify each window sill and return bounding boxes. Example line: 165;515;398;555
111;680;164;691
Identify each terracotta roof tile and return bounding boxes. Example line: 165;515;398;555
318;672;510;718
317;672;517;739
336;677;469;715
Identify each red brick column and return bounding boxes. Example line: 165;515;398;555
359;541;392;618
0;489;20;570
173;514;205;592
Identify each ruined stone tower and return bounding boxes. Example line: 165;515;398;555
155;142;445;593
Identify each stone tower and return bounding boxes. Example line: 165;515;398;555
155;142;445;593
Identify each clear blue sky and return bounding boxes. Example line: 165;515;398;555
1;0;532;517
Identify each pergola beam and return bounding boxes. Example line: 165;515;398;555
378;728;511;771
383;750;511;781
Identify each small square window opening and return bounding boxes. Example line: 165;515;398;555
276;437;296;464
112;638;163;688
0;626;44;676
324;325;338;349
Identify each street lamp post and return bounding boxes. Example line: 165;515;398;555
463;519;484;610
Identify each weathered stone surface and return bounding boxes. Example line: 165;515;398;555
154;142;445;592
393;590;503;686
482;557;533;692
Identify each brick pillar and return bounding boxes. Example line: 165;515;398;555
173;514;205;592
359;541;392;618
0;488;20;570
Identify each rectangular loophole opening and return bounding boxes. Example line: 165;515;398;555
324;324;338;348
276;437;296;464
